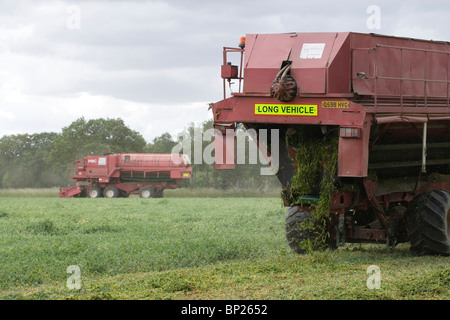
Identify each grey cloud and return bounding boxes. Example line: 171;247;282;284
1;0;450;140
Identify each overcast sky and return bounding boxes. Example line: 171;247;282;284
1;0;450;142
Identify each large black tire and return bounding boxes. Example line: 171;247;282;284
286;206;336;254
87;186;103;198
406;190;450;256
103;186;119;198
286;207;314;254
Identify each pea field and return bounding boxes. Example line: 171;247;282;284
0;189;448;300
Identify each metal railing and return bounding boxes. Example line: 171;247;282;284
353;44;450;113
222;47;244;99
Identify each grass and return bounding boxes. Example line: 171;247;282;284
0;187;281;198
0;196;448;300
0;188;60;198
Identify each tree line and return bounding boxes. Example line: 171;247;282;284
0;117;280;190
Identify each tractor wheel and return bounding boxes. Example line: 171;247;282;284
87;186;102;198
103;186;119;198
406;190;450;256
139;186;154;198
286;207;312;254
285;206;336;254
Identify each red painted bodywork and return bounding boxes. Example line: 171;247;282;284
214;32;450;176
213;32;450;244
59;153;192;198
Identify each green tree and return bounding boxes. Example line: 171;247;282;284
0;132;60;188
177;119;280;191
50;117;147;166
145;132;177;153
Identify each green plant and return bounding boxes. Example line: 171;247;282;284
286;126;339;252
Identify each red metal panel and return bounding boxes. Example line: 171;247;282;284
375;46;402;96
351;33;450;100
170;171;181;179
237;32;450;104
244;34;295;69
351;47;375;95
221;64;238;79
85;156;108;177
241;32;353;96
243;33;295;94
215;31;450;181
59;186;82;198
120;153;189;168
338;119;371;177
327;33;351;93
401;49;426;97
213;96;367;127
426;51;448;97
290;33;337;94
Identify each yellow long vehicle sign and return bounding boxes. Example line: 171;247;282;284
255;104;318;116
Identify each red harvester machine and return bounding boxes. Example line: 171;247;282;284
59;153;192;198
212;32;450;255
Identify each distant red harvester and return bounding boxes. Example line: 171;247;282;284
213;32;450;255
59;153;192;198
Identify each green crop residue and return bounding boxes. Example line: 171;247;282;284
286;126;339;252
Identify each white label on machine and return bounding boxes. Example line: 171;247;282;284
300;43;325;59
98;157;107;165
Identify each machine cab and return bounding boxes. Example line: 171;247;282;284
75;159;85;171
